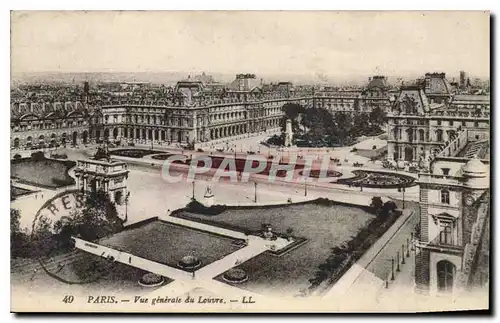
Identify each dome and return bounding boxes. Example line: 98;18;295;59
462;158;487;177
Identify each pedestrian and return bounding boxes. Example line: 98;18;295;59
30;268;38;281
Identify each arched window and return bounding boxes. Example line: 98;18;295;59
437;260;455;293
441;190;450;204
419;129;425;141
407;129;413;142
436;129;443;142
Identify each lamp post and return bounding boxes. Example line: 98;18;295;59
125;191;130;223
391;258;395;280
402;244;406;264
402;186;406;209
396;252;401;272
304;179;308;197
192;180;195;200
254;181;257;203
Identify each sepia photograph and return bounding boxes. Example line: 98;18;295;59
9;10;491;313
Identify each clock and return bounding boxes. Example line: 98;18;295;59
464;194;474;206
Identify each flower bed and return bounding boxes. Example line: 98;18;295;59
177;255;202;271
222;268;249;284
299;170;342;178
138;273;165;287
150;153;183;161
189;156;304;177
110;149;165;158
336;170;415;188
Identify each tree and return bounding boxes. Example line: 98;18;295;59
370;197;384;215
10;208;25;256
10;208;21;236
353;112;370;137
369;107;387;126
333;112;354;145
282;103;306;120
379;200;398;220
53;190;123;245
281;103;307;135
267;134;284;146
31;151;45;161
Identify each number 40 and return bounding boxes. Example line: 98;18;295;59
62;295;74;304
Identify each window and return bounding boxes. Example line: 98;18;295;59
439;221;453;245
449;120;453;126
441;168;450;176
474;121;479;128
462;120;466;126
437;120;442;126
436;129;443;142
441;190;450;204
419;129;425;141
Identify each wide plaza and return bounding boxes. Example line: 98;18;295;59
11;132;421;304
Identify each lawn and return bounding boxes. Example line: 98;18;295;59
11;250;173;294
100;221;243;271
11;186;36;198
175;203;374;296
11;158;76;189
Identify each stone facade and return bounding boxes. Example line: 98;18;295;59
387;78;490;164
11;74;397;149
415;154;489;297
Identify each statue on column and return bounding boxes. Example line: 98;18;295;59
204;185;215;207
284;119;293;147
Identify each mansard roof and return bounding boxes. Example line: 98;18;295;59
226;76;262;92
366;76;388;90
392;86;430;115
10;101;88;120
424;73;453;96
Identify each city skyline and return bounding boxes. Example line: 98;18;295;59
11;11;490;79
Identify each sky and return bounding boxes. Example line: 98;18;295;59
10;11;490;80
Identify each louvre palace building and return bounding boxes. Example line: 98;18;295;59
10;73;396;149
387;73;490;165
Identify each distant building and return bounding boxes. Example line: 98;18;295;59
386;73;490;164
459;71;467;90
10;100;91;150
